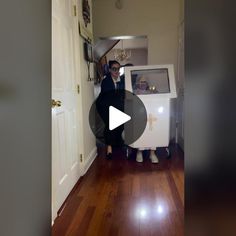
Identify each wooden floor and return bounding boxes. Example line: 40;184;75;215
52;145;184;236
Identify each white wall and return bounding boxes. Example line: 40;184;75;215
93;0;181;72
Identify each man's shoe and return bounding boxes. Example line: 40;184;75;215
150;152;159;163
106;153;112;160
136;151;143;163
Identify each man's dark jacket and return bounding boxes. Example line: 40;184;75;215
100;74;125;93
96;73;125;145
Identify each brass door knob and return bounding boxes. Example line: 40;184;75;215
52;99;62;108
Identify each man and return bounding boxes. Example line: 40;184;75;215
96;60;125;159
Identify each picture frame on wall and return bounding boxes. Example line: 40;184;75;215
82;0;90;27
78;0;92;42
78;21;92;42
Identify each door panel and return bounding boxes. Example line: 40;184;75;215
52;0;81;221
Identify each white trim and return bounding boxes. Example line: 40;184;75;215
82;146;97;175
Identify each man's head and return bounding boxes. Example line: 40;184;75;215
109;60;121;79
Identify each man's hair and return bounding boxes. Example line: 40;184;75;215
108;60;120;69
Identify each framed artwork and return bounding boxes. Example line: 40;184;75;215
79;21;92;42
82;0;91;27
79;0;92;42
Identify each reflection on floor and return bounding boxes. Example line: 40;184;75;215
52;144;184;236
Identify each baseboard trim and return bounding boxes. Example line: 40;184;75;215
83;146;97;175
53;176;84;223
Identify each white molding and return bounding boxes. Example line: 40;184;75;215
82;146;97;175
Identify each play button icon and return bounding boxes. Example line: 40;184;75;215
109;106;131;130
89;90;147;146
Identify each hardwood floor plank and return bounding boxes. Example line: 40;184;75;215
85;185;111;236
52;195;83;236
52;145;184;236
70;206;95;236
131;175;140;197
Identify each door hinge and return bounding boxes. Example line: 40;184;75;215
73;5;77;17
77;84;80;94
80;154;83;162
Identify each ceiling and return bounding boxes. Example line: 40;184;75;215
113;38;148;50
93;36;148;62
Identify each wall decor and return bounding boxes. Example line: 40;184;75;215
82;0;91;27
79;21;92;42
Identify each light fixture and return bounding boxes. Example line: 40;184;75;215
114;40;131;62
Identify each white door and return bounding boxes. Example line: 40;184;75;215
177;21;184;150
52;0;81;221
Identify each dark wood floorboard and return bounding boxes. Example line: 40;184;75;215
52;144;184;236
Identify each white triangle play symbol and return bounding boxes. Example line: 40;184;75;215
109;106;131;131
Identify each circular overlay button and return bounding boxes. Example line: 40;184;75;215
89;90;147;146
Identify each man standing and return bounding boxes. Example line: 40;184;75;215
96;60;125;159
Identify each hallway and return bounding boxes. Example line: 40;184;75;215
52;145;184;236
